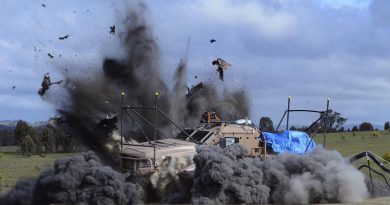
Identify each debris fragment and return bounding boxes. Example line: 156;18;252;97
212;58;231;81
41;4;46;7
186;82;204;97
12;86;15;90
96;114;118;134
195;75;198;79
58;35;69;40
107;2;115;8
210;39;216;43
110;25;115;34
38;73;63;96
47;53;53;59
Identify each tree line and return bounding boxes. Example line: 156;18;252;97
0;120;80;155
259;110;390;133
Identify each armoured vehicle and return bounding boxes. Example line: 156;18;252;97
118;97;328;176
119;108;266;176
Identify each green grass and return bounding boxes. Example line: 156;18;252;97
0;131;389;194
0;152;79;193
313;130;390;183
313;130;390;157
0;146;18;153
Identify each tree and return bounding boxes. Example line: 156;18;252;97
320;109;347;132
290;126;297;131
385;121;390;130
56;134;73;152
338;127;345;132
14;120;36;146
0;127;15;146
352;126;359;132
40;126;56;152
21;135;36;155
259;117;275;132
359;122;374;131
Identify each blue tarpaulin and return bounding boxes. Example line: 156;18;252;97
261;131;316;154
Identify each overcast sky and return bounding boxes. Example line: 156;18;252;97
1;0;389;127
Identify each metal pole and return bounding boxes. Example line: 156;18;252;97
120;92;124;150
276;111;287;132
153;92;159;168
367;152;375;196
286;96;291;131
323;98;330;148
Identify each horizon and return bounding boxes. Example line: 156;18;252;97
1;0;390;126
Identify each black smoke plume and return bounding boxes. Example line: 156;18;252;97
50;2;249;163
191;145;370;204
0;152;140;205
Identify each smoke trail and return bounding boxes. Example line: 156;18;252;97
191;144;369;204
0;152;140;205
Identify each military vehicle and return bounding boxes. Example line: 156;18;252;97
118;95;390;200
118;105;266;176
118;96;329;176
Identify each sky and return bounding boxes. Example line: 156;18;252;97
0;0;389;128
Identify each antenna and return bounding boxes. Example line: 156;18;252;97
323;98;330;148
153;92;159;168
120;92;125;150
286;96;291;131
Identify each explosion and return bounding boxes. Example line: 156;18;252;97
49;2;248;165
1;2;389;205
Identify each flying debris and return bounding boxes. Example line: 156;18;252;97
38;73;63;96
210;39;216;43
47;53;53;59
41;3;46;7
58;35;69;40
97;114;118;130
212;58;231;81
186;82;204;97
12;86;15;90
48;115;67;126
110;25;115;34
108;2;116;8
94;114;118;144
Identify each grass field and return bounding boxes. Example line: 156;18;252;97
313;130;390;157
0;152;79;193
0;131;389;194
313;130;390;185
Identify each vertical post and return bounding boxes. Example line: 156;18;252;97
286;96;291;131
366;152;375;196
120;92;124;150
323;98;330;148
153;92;159;168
